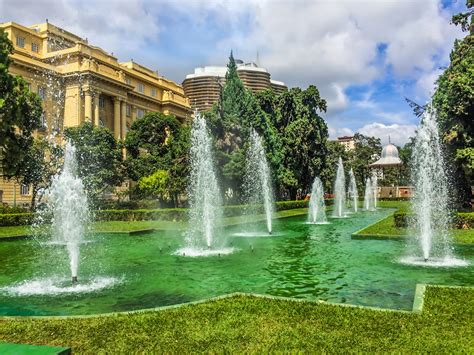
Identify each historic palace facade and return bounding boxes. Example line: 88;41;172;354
0;21;192;206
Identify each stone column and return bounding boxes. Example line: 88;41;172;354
121;101;127;140
94;94;100;127
84;90;92;123
113;97;121;139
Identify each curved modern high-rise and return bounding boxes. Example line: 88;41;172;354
183;60;287;112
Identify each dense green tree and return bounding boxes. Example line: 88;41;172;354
137;170;170;201
0;30;42;177
347;133;382;194
16;137;63;210
205;52;273;200
270;86;329;199
432;1;473;208
64;122;123;202
124;112;190;206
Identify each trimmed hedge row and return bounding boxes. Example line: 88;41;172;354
0;213;34;227
394;210;474;229
0;200;312;226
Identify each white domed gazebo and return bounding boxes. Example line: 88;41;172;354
369;141;412;198
369;143;402;168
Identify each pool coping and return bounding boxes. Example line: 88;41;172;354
2;283;468;320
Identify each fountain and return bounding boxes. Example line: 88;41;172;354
47;142;89;283
179;113;232;256
332;157;346;218
308;177;328;224
401;107;468;267
363;178;373;211
242;129;274;234
348;168;358;213
371;175;378;209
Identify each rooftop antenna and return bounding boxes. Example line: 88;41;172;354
389;135;391;144
256;50;260;67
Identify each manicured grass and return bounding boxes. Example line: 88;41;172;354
0;285;472;352
0;208;309;238
354;210;474;244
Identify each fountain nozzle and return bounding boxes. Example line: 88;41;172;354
72;276;78;284
269;231;272;235
424;258;428;262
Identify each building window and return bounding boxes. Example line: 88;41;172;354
31;42;39;53
16;37;25;48
126;104;131;117
40;111;46;128
38;87;46;100
125;77;131;85
20;184;30;196
137;83;144;93
99;97;105;108
99;118;105;127
151;88;157;97
26;82;31;91
136;108;145;119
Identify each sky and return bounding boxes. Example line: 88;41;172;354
0;0;467;146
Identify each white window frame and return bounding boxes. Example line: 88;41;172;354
151;88;157;97
99;97;105;108
136;108;145;119
16;36;25;48
126;104;131;117
20;184;30;196
137;83;144;93
38;87;46;100
31;42;39;53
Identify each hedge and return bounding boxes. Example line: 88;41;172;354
0;200;312;226
0;213;33;227
394;210;473;229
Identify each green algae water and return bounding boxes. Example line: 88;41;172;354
0;208;472;316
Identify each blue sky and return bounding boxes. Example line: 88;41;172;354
0;0;467;145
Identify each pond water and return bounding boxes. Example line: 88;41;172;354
0;208;472;316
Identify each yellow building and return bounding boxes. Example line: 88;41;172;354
0;21;192;207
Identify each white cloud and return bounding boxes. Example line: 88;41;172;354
328;126;354;140
358;122;416;146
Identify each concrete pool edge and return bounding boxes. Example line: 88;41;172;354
2;283;472;320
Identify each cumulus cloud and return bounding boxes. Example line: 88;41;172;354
358;122;416;146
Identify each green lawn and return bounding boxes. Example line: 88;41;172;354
354;207;474;244
0;208;309;238
0;285;472;352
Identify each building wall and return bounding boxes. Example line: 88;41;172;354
0;21;193;206
183;63;287;112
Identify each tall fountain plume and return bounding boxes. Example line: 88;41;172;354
406;106;463;265
308;177;327;223
185;113;223;250
332;157;346;218
348;168;358;213
371;175;378;209
363;178;373;211
244;129;274;234
48;142;89;283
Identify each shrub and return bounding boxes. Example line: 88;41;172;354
394;209;474;229
0;213;33;226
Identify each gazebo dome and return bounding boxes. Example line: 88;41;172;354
381;144;399;159
370;143;402;168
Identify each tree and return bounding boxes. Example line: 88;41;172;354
206;51;271;200
0;30;42;177
432;1;473;208
347;133;381;194
269;86;329;199
137;170;170;201
64;122;123;202
321;140;348;193
124;112;189;207
17;137;63;210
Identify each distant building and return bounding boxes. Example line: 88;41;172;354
183;59;287;112
337;136;355;151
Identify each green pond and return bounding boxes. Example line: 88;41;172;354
0;208;472;316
